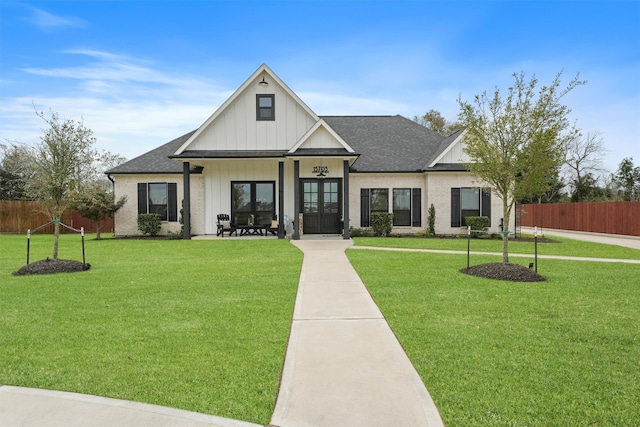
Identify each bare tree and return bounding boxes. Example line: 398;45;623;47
564;131;607;201
413;109;461;135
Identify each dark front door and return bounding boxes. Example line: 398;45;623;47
301;179;342;234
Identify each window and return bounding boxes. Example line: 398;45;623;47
232;181;275;225
451;187;491;227
303;181;318;213
393;189;411;226
256;94;275;121
137;182;178;221
370;189;389;214
360;188;421;227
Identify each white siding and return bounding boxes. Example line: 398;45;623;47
189;83;317;152
434;140;471;164
300;127;344;149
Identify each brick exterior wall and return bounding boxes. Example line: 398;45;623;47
113;174;204;236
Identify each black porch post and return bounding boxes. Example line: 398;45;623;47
278;161;285;239
293;160;300;240
343;159;350;239
182;162;191;240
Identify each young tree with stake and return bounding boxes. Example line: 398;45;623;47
458;71;585;263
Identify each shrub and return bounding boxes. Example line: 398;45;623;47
137;214;162;236
465;216;490;238
349;227;374;237
427;203;436;237
371;212;393;237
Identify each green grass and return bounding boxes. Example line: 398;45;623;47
0;234;302;425
347;249;640;426
353;235;640;260
3;232;639;425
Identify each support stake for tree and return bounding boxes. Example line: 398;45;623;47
467;225;471;269
81;227;86;266
534;226;538;273
26;229;31;265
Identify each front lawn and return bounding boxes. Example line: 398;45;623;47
353;235;640;260
0;234;302;425
347;248;640;426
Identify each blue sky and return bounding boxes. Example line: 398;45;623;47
1;0;638;174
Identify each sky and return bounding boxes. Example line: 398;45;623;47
1;0;638;175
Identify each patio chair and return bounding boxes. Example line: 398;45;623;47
265;216;282;236
216;214;237;237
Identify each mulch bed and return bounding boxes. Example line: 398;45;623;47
12;259;91;276
461;262;546;282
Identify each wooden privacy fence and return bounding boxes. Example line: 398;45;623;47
0;200;114;234
518;201;640;237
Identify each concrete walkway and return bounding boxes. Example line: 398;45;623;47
521;226;640;250
0;385;261;427
270;239;444;427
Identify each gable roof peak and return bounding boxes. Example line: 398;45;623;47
174;64;319;155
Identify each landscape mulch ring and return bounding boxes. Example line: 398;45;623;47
12;259;91;276
461;262;546;282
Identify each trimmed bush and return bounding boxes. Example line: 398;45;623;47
349;227;375;237
371;212;393;237
465;216;490;237
427;203;436;237
137;213;162;236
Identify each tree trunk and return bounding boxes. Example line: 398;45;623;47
53;221;60;260
96;221;102;240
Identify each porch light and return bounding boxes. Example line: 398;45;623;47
258;77;269;87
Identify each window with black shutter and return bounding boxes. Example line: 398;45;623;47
137;182;178;222
451;187;491;227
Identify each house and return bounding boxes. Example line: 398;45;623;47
107;64;509;239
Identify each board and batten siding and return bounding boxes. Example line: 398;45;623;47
434;140;471;164
202;158;347;235
189;82;317;152
202;160;284;235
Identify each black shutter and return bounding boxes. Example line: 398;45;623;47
412;188;421;227
482;188;491;221
167;183;178;222
137;183;147;215
360;188;370;227
451;188;460;227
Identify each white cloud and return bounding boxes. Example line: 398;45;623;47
24;6;86;31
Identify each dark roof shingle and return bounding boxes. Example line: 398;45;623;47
321;115;446;172
106;131;196;174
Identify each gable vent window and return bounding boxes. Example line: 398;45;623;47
256;94;275;121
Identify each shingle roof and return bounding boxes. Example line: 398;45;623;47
106;130;196;174
106;116;464;175
172;150;289;159
320;115;448;172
